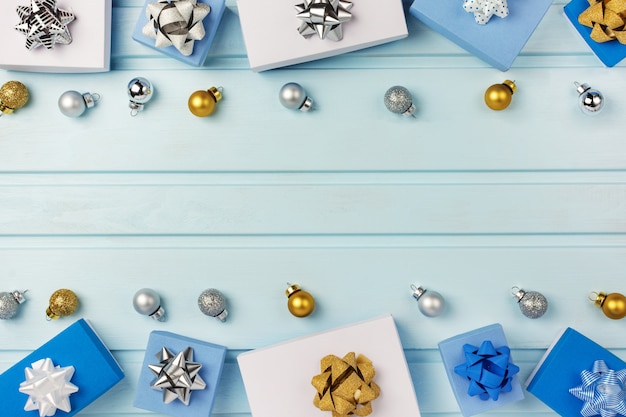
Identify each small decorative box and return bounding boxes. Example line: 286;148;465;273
563;0;626;67
409;0;552;71
132;0;226;67
438;323;524;417
237;0;408;72
0;319;124;417
133;331;227;417
526;327;626;417
237;314;421;417
0;0;112;72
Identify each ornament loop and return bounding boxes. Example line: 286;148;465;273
589;291;599;302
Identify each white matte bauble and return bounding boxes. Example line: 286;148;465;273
411;285;445;317
58;90;100;117
279;82;313;111
133;288;166;321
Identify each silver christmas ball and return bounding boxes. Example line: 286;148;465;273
513;287;548;319
127;77;153;116
279;82;313;111
133;288;166;321
411;285;445;317
0;290;26;320
58;90;99;117
384;86;416;117
198;288;228;322
575;81;604;115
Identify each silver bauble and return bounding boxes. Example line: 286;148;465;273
384;86;416;117
575;81;604;115
279;82;313;112
198;288;228;322
133;288;166;321
512;287;548;319
411;285;445;317
0;290;26;320
128;77;153;116
58;90;99;117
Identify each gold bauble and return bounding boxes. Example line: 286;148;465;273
46;288;79;320
484;80;516;111
0;81;29;114
188;86;222;117
595;292;626;320
286;283;315;317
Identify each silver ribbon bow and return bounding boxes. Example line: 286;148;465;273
295;0;353;41
149;346;206;406
569;360;626;417
15;0;75;50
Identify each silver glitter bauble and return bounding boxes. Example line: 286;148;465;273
127;77;153;116
512;287;548;319
0;290;26;320
198;288;228;321
133;288;166;321
574;82;604;115
411;285;445;317
58;90;100;117
384;86;415;117
279;82;313;112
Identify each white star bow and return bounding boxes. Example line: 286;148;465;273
462;0;509;25
15;0;75;50
19;358;79;417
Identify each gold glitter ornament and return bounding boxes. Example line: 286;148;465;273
0;81;29;115
46;288;79;320
285;282;315;317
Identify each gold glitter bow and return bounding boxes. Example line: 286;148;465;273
311;352;380;417
578;0;626;43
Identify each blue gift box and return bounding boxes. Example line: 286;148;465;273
132;0;226;67
438;323;524;417
563;0;626;67
133;331;227;417
0;319;124;417
409;0;552;71
526;327;626;417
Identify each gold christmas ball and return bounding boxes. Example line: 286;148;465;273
484;80;516;111
286;283;315;317
46;288;79;320
0;81;29;114
595;292;626;320
188;86;222;117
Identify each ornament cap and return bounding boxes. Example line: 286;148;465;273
511;286;526;302
410;284;426;300
208;86;223;103
502;79;516;93
593;291;607;308
574;81;590;95
300;96;313;112
215;309;228;322
150;306;167;322
82;92;101;109
285;283;302;297
12;290;27;304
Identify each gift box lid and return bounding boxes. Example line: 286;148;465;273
133;330;227;417
525;327;626;417
409;0;552;71
438;323;524;417
563;0;626;67
0;318;124;417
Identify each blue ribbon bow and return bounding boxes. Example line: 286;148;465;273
453;340;520;401
569;360;626;417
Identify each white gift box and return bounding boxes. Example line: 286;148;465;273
0;0;112;72
237;314;421;417
237;0;408;72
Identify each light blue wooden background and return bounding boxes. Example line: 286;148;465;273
1;0;626;416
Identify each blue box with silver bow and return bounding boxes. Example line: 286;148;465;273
0;318;124;417
525;327;626;417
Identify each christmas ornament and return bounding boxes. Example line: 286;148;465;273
578;0;626;44
58;90;101;117
19;358;79;417
279;82;313;112
484;80;516;111
311;352;380;417
0;81;29;116
574;81;604;115
0;289;27;320
569;360;626;417
46;289;78;320
133;288;166;321
128;77;154;116
454;340;520;401
188;86;222;117
384;86;416;117
197;288;228;321
149;346;206;405
511;286;548;319
15;0;75;50
410;284;445;317
285;282;315;317
142;0;210;56
591;291;626;320
463;0;508;25
295;0;353;41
